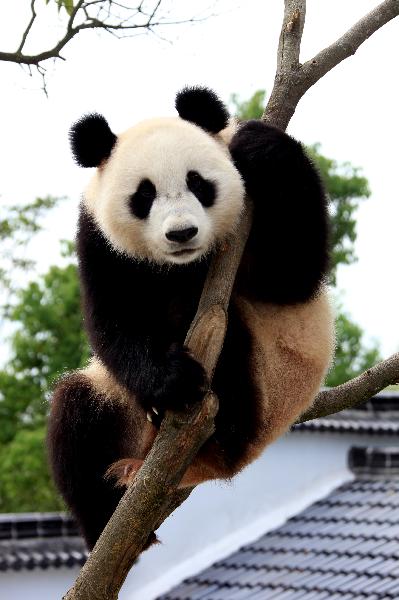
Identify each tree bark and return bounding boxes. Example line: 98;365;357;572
64;1;399;597
0;1;198;67
264;0;399;130
299;352;399;423
64;205;254;600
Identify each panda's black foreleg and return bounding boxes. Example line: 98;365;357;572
229;120;330;304
47;373;136;550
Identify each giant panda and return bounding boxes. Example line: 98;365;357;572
47;86;334;550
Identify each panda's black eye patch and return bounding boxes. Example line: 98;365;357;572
129;179;156;219
186;171;216;208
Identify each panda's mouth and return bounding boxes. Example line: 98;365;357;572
169;247;201;257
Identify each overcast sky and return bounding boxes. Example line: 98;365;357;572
1;0;398;362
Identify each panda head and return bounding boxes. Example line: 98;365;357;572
70;87;244;265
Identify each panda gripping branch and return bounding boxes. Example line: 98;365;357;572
47;86;334;550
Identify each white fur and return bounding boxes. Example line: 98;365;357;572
84;117;244;264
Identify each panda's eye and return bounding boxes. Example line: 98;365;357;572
129;178;156;220
186;170;216;208
138;179;156;199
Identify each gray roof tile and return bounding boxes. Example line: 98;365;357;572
294;392;399;435
0;513;87;571
159;470;399;600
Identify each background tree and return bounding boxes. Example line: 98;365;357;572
0;196;60;293
327;311;381;388
0;239;88;511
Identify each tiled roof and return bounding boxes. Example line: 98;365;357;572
0;513;87;571
159;448;399;600
294;391;399;435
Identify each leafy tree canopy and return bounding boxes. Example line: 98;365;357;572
326;310;380;388
0;238;89;510
0;196;61;294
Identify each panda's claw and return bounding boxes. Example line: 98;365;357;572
146;411;153;422
152;406;159;415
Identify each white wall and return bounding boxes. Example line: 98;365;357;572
121;431;390;600
0;431;390;600
0;567;80;600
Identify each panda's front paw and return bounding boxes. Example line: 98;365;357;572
148;344;208;415
229;120;299;200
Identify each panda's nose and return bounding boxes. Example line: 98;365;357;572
165;227;198;243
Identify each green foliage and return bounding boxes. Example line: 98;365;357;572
229;90;266;121
1;262;90;440
0;250;89;511
307;146;370;284
46;0;75;16
0;196;61;293
0;427;64;512
326;310;381;388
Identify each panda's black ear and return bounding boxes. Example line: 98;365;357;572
175;86;229;134
69;113;117;168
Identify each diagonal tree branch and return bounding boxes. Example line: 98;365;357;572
63;205;254;600
301;0;399;89
299;352;399;423
63;1;399;598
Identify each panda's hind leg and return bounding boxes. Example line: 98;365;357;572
47;360;149;550
107;456;221;489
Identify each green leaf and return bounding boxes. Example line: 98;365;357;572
0;428;64;511
63;0;75;16
326;307;381;386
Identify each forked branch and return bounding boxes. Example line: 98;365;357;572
64;1;399;598
264;0;399;130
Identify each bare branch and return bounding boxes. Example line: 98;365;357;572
263;0;307;129
17;0;37;53
263;0;399;129
68;0;86;31
299;352;399;423
277;0;306;72
0;0;199;67
301;0;399;89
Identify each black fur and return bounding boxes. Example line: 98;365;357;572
49;111;331;549
129;179;157;220
69;113;117;168
75;208;262;467
76;209;209;414
229;120;330;304
175;86;229;134
186;171;216;207
211;302;262;471
47;373;135;549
